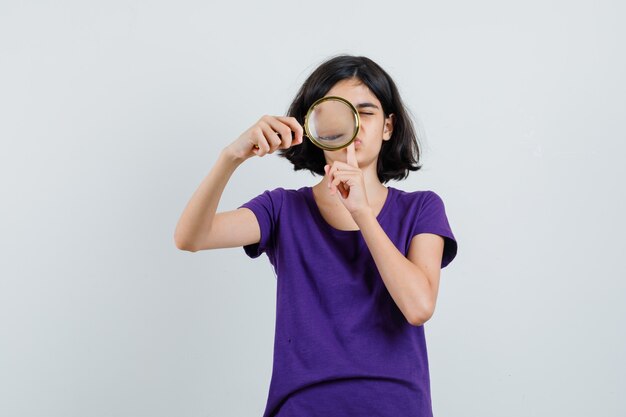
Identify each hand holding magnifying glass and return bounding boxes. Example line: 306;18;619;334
253;96;360;152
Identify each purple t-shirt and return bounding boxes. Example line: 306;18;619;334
238;186;458;417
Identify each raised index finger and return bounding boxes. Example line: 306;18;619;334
346;142;358;168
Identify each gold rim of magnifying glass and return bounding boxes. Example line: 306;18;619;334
303;95;360;151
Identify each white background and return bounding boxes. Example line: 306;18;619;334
1;0;625;416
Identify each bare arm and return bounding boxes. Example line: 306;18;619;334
174;149;251;251
173;115;303;252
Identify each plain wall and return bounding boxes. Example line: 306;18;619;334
1;0;625;416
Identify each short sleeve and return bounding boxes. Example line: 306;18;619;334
237;188;284;260
410;191;458;269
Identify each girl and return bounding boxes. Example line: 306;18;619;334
174;55;458;417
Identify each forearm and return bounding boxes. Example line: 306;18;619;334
353;208;433;326
174;148;244;250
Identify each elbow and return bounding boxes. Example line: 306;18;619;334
407;305;434;327
407;315;426;327
174;233;197;252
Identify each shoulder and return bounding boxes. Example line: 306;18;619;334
390;188;452;226
267;186;312;200
391;187;444;209
264;186;307;202
243;186;307;210
264;186;304;196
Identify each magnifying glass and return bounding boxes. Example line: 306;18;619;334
303;96;360;150
254;96;360;152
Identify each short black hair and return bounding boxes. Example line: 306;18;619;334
277;55;422;183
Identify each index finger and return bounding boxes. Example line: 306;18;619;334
346;142;358;168
276;116;304;143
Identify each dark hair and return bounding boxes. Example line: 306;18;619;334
277;55;422;183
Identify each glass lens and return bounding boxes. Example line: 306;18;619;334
305;98;358;150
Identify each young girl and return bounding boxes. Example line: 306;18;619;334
174;55;458;417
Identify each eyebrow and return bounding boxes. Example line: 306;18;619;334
355;102;380;110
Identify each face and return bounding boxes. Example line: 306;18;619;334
322;78;394;168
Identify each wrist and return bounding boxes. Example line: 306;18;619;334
220;146;247;165
351;206;375;223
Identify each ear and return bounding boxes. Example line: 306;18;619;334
383;113;395;141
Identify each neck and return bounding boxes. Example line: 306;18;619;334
359;161;386;193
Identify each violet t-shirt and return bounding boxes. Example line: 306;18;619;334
238;186;458;417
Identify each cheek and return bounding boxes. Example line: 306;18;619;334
359;119;385;137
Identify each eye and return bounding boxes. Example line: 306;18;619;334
318;134;344;141
359;112;374;116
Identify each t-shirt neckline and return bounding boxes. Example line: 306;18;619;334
303;185;394;235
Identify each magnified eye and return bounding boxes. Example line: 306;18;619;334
318;134;344;141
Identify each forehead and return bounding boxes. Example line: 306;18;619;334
324;78;380;107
